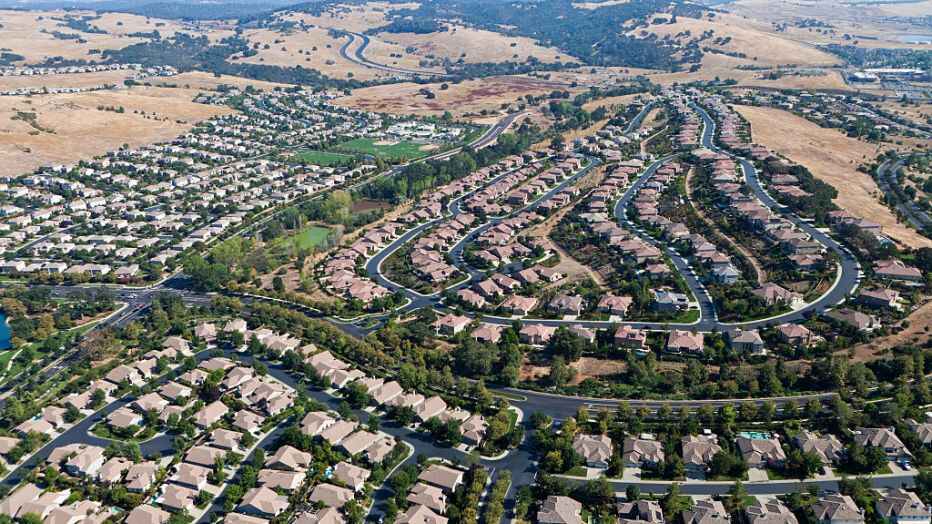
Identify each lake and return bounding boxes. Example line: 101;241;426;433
0;313;9;350
897;34;932;44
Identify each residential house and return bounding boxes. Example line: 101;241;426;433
623;437;665;468
538;496;584;524
572;434;613;469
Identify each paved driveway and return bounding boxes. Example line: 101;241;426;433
747;467;769;482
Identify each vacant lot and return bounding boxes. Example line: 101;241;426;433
150;71;292;92
0;86;230;178
374;24;571;65
848;300;932;362
736;105;932;249
334;75;579;117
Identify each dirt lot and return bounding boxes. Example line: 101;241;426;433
524;166;608;287
374;24;571;65
848;300;932;361
520;356;694;385
735;105;932;249
334;75;582;118
149;71;293;92
0;86;231;178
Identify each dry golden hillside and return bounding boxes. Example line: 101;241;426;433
735;105;932;249
0;86;231;178
374;24;571;65
631;12;841;66
0;10;145;64
334;76;580;118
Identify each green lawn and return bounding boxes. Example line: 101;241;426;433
274;225;332;251
293;150;355;167
0;350;17;379
294;226;331;250
332;138;433;162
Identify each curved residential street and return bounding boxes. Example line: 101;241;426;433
17;96;892;524
357;101;863;333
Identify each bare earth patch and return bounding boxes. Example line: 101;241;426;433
735;104;932;249
149;71;293;92
334;75;582;118
847;300;932;362
0;86;231;178
375;24;571;65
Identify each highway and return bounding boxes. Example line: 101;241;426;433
876;156;932;234
338;32;449;79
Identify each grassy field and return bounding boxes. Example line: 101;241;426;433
293;150;356;167
332;138;432;162
271;225;332;252
293;226;332;250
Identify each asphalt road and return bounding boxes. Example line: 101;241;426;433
3;95;884;511
557;472;917;496
690;103;862;330
338;32;449;79
0;349;215;490
876;157;932;233
361;101;862;335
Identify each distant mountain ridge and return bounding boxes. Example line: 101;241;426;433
0;0;301;19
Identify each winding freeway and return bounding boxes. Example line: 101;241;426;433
338;31;449;79
876;156;932;234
